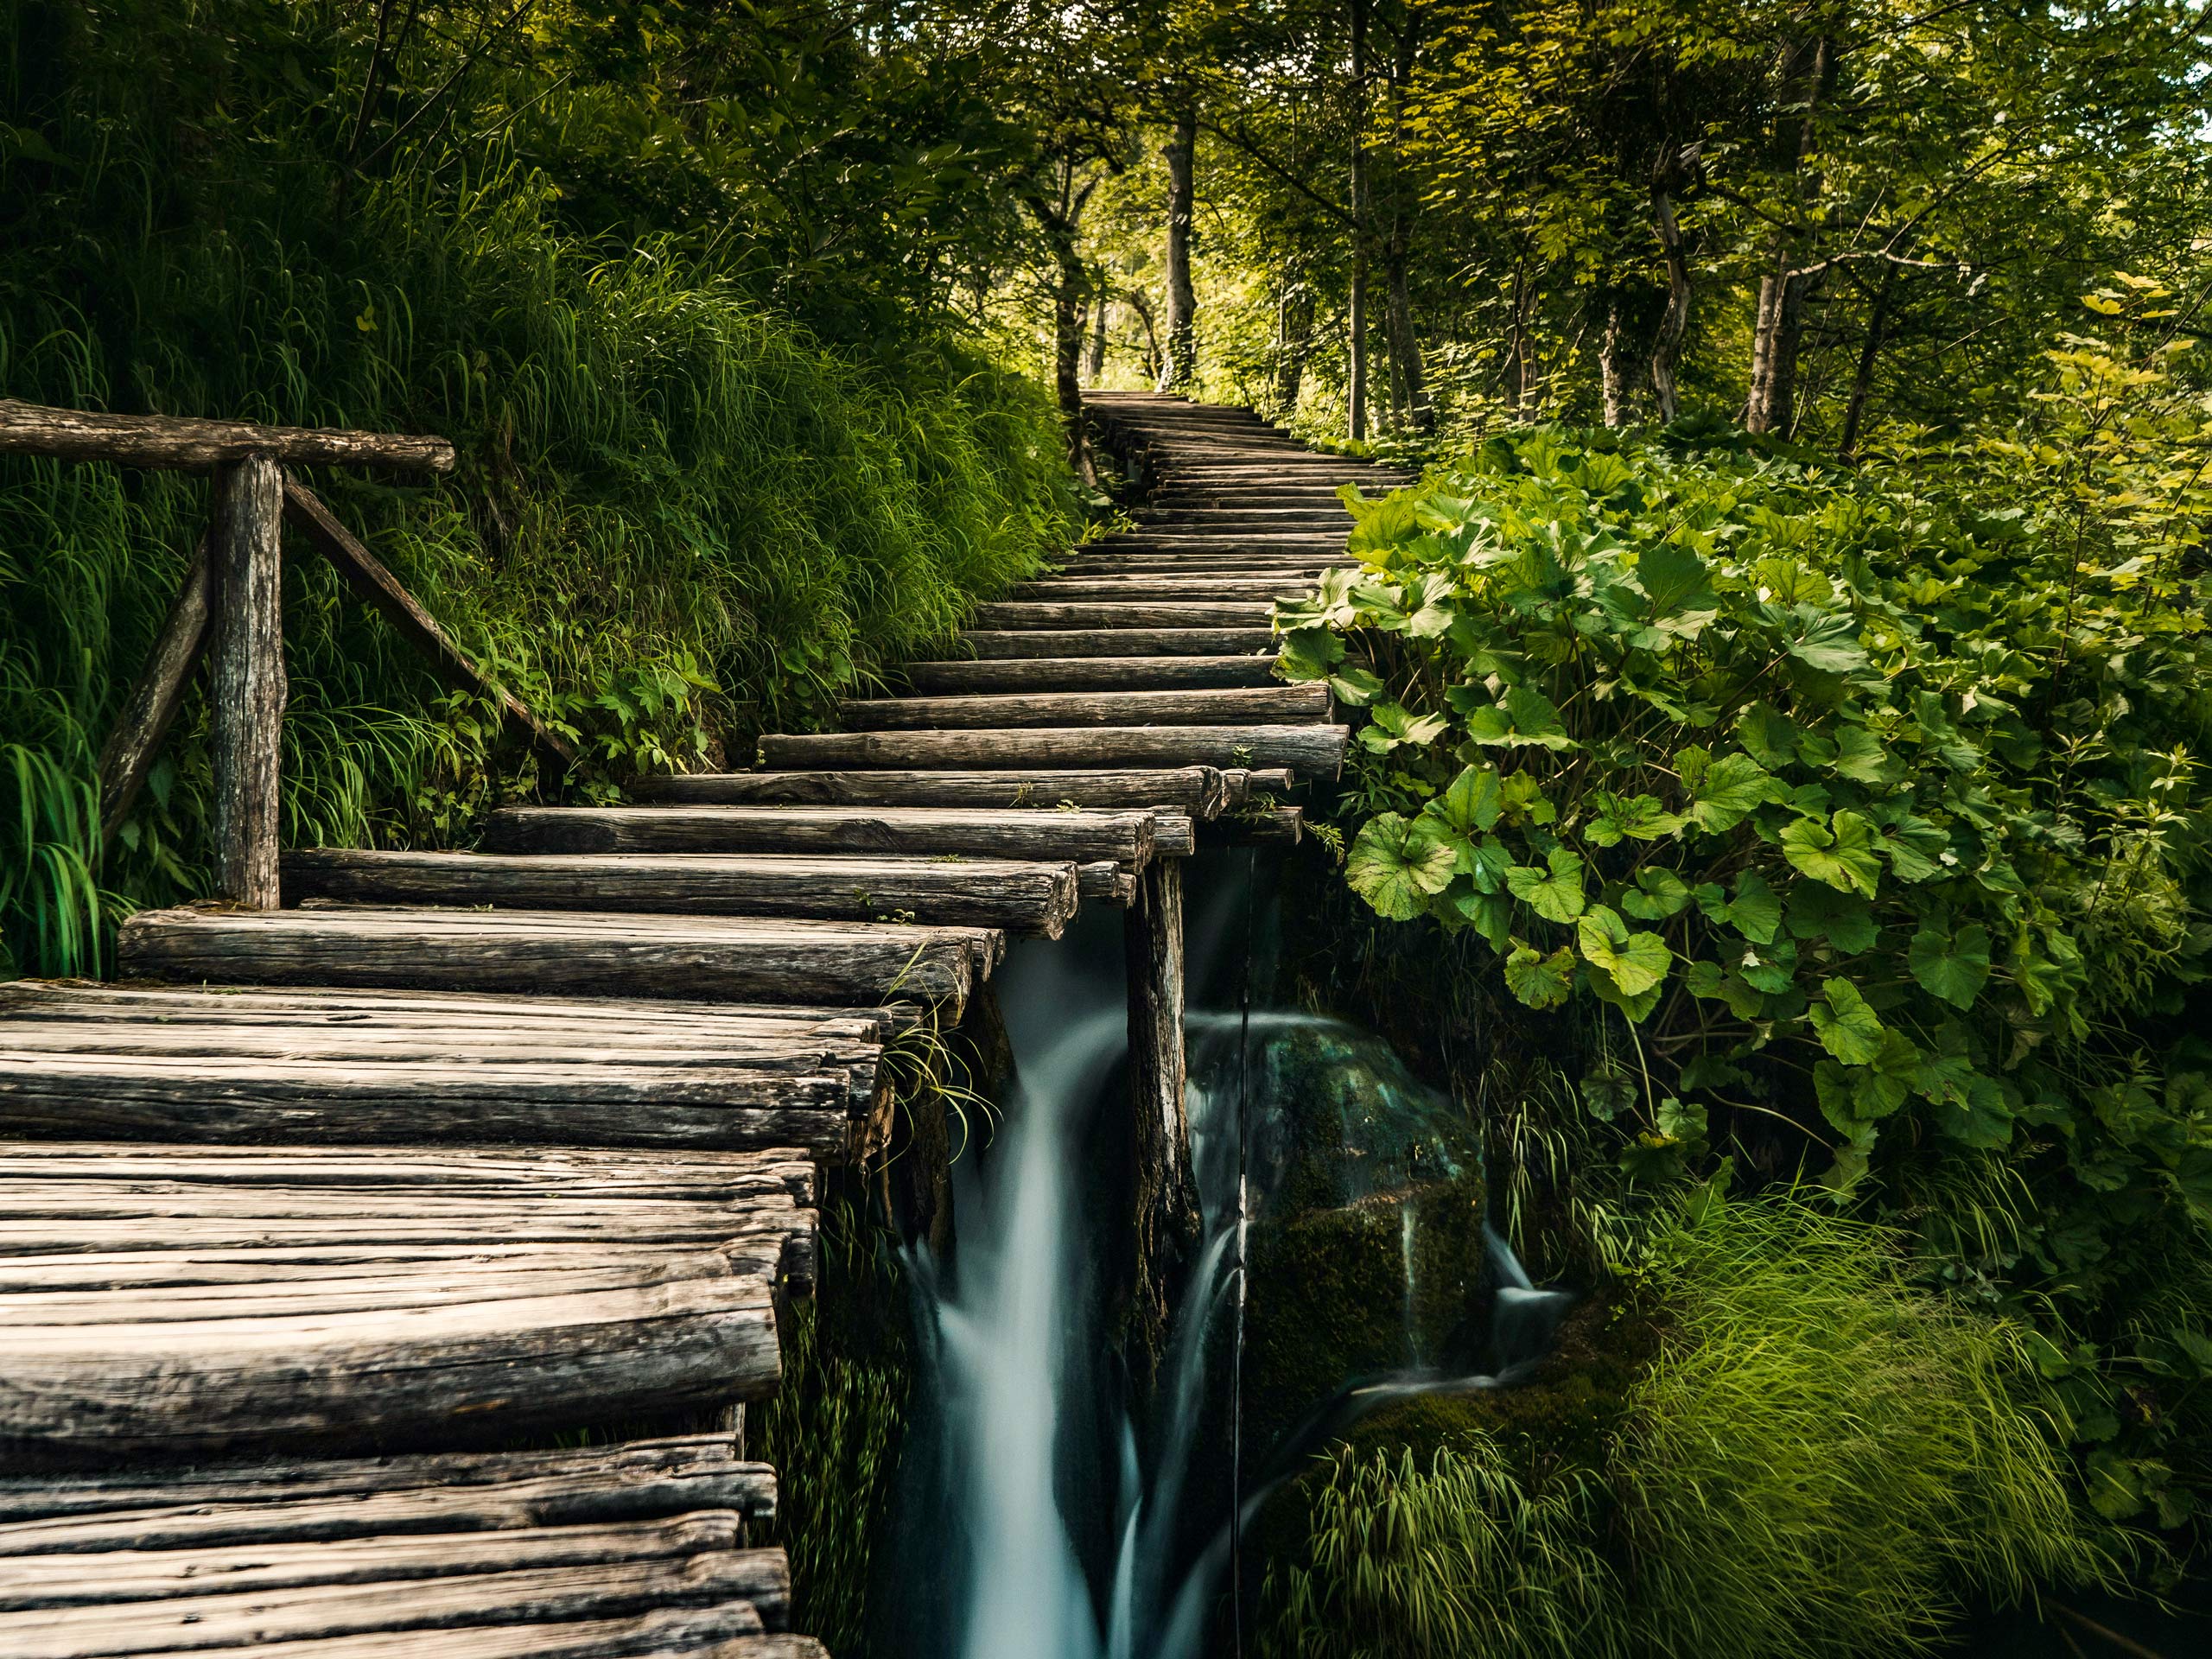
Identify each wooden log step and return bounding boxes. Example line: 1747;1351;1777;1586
119;906;1000;1015
836;685;1325;732
756;724;1349;777
1228;767;1299;802
624;766;1231;817
902;657;1279;694
0;1434;776;1549
1084;537;1348;556
1079;861;1137;906
1008;577;1311;601
956;627;1275;659
971;600;1271;629
0;1611;827;1659
282;849;1081;939
0;1145;810;1463
1208;805;1306;845
482;804;1177;862
1134;508;1353;525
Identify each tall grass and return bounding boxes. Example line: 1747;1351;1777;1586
1260;1196;2110;1659
1;125;1077;974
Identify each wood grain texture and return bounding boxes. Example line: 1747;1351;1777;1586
481;804;1163;867
836;684;1326;731
955;627;1275;660
901;656;1281;693
0;399;456;474
96;532;212;848
1122;855;1197;1367
283;481;575;768
281;849;1081;938
623;766;1230;816
208;457;285;908
1007;575;1314;601
118;906;996;1015
971;599;1271;629
756;724;1348;777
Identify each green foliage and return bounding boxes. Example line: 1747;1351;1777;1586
1259;1197;2109;1659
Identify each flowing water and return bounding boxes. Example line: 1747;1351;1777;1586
895;863;1569;1659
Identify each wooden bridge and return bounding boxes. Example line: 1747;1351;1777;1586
0;391;1405;1656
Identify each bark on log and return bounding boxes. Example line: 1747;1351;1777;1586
480;804;1163;866
118;906;997;1015
902;658;1279;694
836;685;1326;731
1078;862;1138;906
622;766;1230;817
1206;805;1305;845
957;628;1275;660
209;457;286;907
972;600;1273;629
1120;855;1198;1375
0;398;456;474
283;480;575;767
757;725;1348;777
1008;577;1315;601
95;532;213;849
281;849;1081;938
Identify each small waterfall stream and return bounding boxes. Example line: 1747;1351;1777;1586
894;861;1568;1659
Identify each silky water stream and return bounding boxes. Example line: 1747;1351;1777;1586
891;853;1571;1659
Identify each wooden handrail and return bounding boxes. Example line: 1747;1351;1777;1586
0;398;454;474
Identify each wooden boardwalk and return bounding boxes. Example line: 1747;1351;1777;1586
0;393;1395;1655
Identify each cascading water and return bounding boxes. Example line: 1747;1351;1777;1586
896;857;1570;1659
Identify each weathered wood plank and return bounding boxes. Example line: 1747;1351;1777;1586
208;457;285;907
837;685;1327;731
756;724;1349;777
283;481;575;768
0;399;456;474
118;906;995;1014
281;849;1081;938
1009;576;1313;601
1077;861;1138;906
902;657;1278;694
956;627;1275;659
972;600;1270;629
481;804;1161;866
624;766;1230;817
96;532;212;849
1122;855;1196;1366
1210;804;1306;844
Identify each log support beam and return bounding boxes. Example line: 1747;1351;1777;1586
208;457;285;907
1120;855;1198;1374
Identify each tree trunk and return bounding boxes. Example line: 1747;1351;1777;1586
1649;169;1693;423
1027;164;1100;473
1276;283;1316;413
1086;278;1109;384
1381;3;1430;431
1599;286;1643;427
1157;105;1198;391
1347;0;1371;441
1745;34;1834;436
1837;260;1898;460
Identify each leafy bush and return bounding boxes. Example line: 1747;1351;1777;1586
1259;1198;2107;1659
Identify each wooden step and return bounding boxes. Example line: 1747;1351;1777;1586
971;600;1272;629
1048;557;1344;576
481;804;1179;862
0;1436;803;1656
1009;576;1310;601
1084;536;1350;555
838;685;1325;732
283;849;1081;938
902;657;1279;694
957;627;1275;659
623;766;1232;817
0;982;882;1153
119;906;1001;1014
0;1144;812;1462
755;724;1349;776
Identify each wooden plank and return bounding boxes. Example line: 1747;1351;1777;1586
756;724;1349;777
0;399;456;474
209;457;285;908
0;1435;777;1543
971;600;1270;629
1210;804;1306;844
1008;576;1313;600
1225;766;1297;804
96;531;213;849
623;766;1230;817
281;849;1081;938
902;657;1279;694
283;480;575;769
114;1616;829;1659
837;685;1326;732
1077;862;1138;906
956;627;1275;659
118;906;995;1014
480;804;1161;866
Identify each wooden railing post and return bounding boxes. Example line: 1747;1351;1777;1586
1122;853;1199;1369
208;456;286;906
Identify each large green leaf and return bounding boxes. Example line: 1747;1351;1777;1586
1780;603;1869;672
1503;942;1575;1009
1908;919;1992;1009
1809;976;1885;1065
1274;626;1343;683
1463;684;1576;751
1577;904;1673;996
1632;541;1720;634
1346;813;1455;920
1780;810;1882;898
1504;846;1587;922
1422;764;1503;836
1622;867;1693;919
1685;751;1780;834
